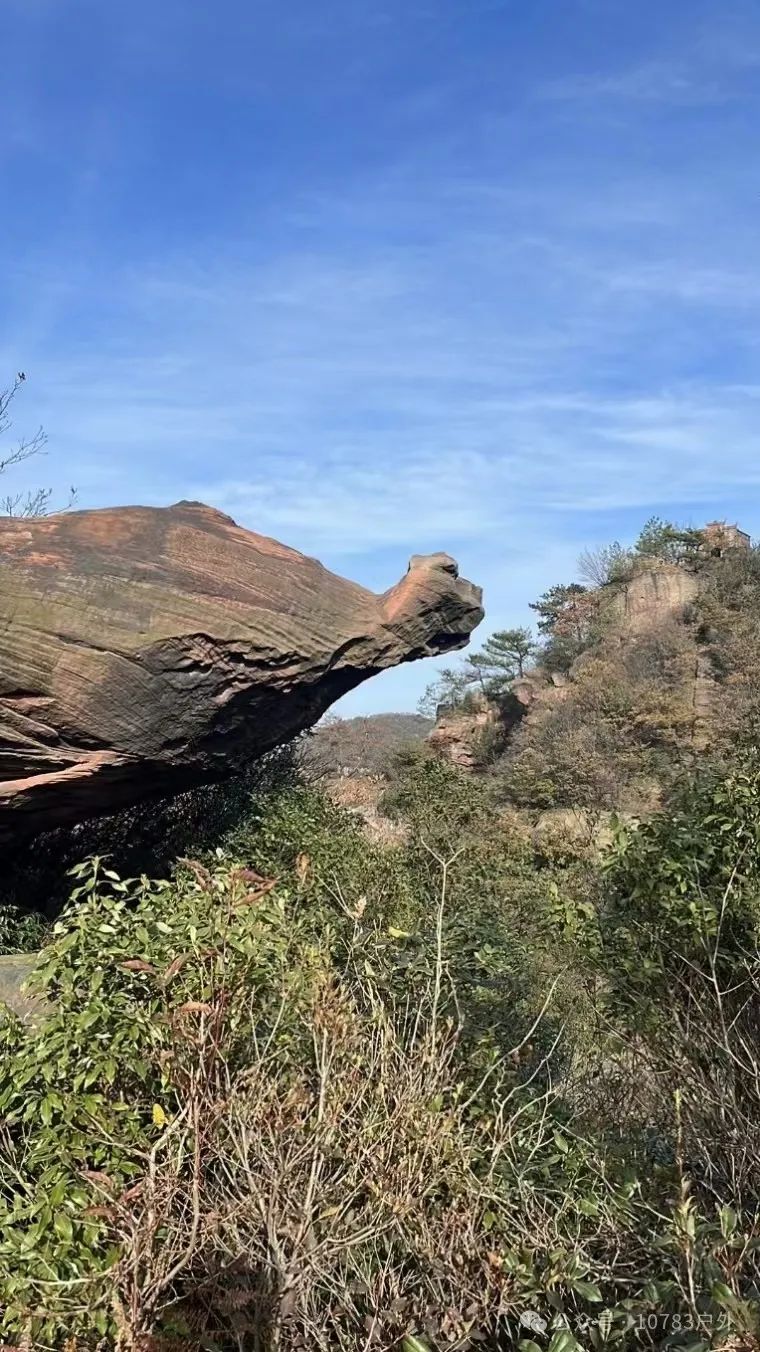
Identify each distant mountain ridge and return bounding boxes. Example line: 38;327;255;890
302;712;433;778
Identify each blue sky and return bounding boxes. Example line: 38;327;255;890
3;0;760;714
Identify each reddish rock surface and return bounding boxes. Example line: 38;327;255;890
427;692;502;771
426;557;719;777
605;560;699;636
0;502;482;839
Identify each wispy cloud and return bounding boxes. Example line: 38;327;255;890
539;21;760;108
8;246;760;560
596;264;760;306
540;61;712;106
4;0;760;714
6;171;760;562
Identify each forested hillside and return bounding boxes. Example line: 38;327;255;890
302;711;433;777
423;518;760;819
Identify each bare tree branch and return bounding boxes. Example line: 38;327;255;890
0;371;76;517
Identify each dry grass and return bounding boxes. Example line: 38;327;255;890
324;774;407;846
92;862;630;1352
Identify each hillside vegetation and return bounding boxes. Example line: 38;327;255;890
423;518;760;817
302;712;433;778
3;519;760;1350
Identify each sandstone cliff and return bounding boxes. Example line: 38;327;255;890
0;502;483;839
604;559;699;636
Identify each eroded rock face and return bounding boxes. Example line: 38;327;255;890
427;560;711;777
428;672;569;773
427;694;499;771
0;502;483;839
606;561;699;636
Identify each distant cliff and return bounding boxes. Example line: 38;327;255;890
428;521;758;818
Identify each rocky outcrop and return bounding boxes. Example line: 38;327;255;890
510;669;568;712
427;693;501;771
0;502;482;840
604;561;699;637
426;553;728;778
428;671;569;772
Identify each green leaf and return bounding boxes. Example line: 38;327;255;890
578;1198;599;1217
718;1206;738;1239
548;1333;581;1352
573;1279;602;1302
53;1211;73;1243
94;1309;109;1336
711;1281;739;1309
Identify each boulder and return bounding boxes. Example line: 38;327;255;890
0;502;482;839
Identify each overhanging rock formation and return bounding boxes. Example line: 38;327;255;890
0;502;483;840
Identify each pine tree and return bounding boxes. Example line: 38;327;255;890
467;627;536;692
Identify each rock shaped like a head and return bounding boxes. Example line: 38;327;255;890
380;552;484;660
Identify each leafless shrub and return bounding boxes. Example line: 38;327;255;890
577;543;633;589
561;883;760;1344
0;373;75;517
634;923;760;1213
98;862;632;1352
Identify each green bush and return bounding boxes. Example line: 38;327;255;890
497;706;634;811
594;751;760;1247
0;903;48;955
0;829;644;1350
601;753;760;1021
5;752;760;1347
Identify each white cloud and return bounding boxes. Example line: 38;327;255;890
6;199;760;566
6;7;760;712
598;264;760;306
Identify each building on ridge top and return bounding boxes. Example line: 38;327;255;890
701;521;751;555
